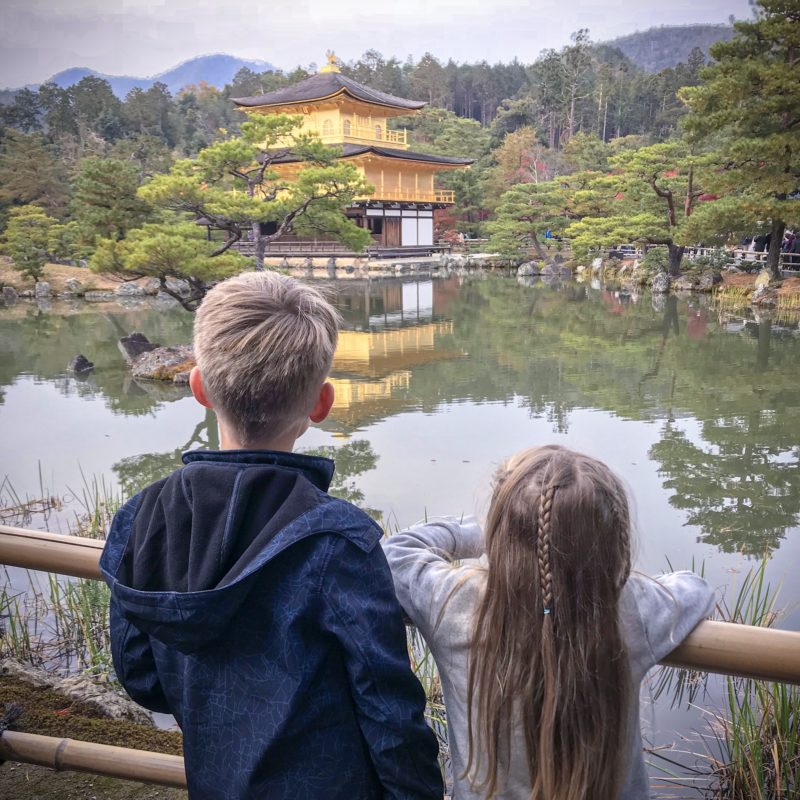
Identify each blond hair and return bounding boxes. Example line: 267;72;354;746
466;444;633;799
193;271;339;444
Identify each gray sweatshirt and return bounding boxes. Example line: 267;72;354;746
383;516;715;800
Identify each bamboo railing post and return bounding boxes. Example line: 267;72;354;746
2;524;800;683
0;731;187;788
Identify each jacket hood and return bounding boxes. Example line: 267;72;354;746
100;449;378;653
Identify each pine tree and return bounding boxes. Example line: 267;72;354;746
72;157;151;242
1;205;58;281
680;0;800;279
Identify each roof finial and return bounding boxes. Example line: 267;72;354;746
320;50;341;74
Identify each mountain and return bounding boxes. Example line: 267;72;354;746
602;24;736;72
16;54;277;98
151;54;276;94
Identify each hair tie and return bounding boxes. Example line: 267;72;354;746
543;608;551;615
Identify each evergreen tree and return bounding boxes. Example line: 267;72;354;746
566;141;711;275
0;129;71;217
1;205;58;281
487;175;586;261
90;221;248;310
680;0;800;279
72;157;151;243
72;76;125;142
0;88;42;133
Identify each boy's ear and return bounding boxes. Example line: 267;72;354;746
189;366;214;409
309;381;334;424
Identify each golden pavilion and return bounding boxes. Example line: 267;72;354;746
232;53;472;255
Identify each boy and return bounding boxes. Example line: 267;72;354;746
100;272;443;800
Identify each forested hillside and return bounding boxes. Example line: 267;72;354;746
603;24;735;72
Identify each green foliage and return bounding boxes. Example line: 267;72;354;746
0;129;71;217
47;220;90;262
641;247;669;273
487;178;575;259
565;141;713;272
561;132;611;173
680;0;800;277
393;107;490;160
109;133;174;178
1;204;58;280
686;250;733;272
90;221;249;308
71;157;151;244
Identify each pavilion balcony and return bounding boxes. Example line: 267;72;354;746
317;124;409;149
356;188;456;205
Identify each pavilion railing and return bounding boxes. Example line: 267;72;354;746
2;522;800;788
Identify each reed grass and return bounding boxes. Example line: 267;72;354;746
651;558;800;799
0;473;118;676
0;568;112;675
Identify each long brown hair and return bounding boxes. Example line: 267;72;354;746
466;445;633;799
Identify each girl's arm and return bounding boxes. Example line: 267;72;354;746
629;571;716;669
382;516;483;638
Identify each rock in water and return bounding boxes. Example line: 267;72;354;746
64;277;83;294
651;272;671;294
698;270;723;291
154;291;180;309
517;262;540;276
165;277;192;297
34;281;51;298
755;269;771;289
115;282;146;297
673;275;697;291
67;354;94;374
2;286;18;304
83;290;116;301
751;285;778;307
143;278;162;295
131;345;195;381
118;332;159;363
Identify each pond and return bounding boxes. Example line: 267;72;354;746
1;274;799;790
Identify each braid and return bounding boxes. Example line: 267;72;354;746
537;483;556;612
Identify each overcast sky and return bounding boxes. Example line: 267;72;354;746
1;0;750;88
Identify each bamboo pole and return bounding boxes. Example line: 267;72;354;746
2;524;800;683
0;730;187;788
0;524;104;580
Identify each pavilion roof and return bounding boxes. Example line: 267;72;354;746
268;143;473;167
232;72;426;112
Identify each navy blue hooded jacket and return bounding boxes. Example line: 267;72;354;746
100;449;443;800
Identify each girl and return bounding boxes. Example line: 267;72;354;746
384;444;714;800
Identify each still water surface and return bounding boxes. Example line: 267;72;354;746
1;274;799;785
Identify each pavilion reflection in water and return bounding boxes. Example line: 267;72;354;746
326;279;465;435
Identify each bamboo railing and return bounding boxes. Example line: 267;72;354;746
0;730;187;788
2;522;800;788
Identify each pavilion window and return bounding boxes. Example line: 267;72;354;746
343;119;352;136
375;124;383;140
322;119;334;137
